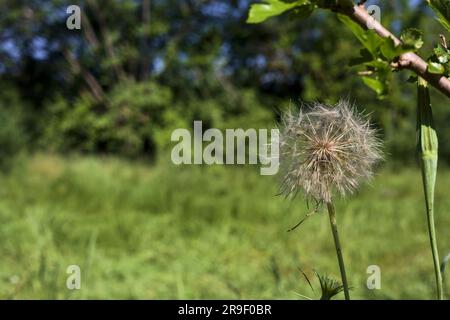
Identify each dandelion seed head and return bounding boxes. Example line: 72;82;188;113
279;100;383;203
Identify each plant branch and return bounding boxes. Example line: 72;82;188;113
337;4;450;98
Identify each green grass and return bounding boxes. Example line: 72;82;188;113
0;153;449;299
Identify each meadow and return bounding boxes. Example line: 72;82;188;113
0;153;449;299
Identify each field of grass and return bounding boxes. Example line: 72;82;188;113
0;153;449;299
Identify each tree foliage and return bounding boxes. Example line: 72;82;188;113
1;1;450;164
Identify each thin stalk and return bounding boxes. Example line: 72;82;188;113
425;201;444;300
326;202;350;300
417;77;444;300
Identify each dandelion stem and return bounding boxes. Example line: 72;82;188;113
326;202;350;300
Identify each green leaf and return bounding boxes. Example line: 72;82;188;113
428;61;445;74
433;44;450;63
247;0;309;24
380;29;422;61
338;12;394;98
315;272;345;300
400;28;424;50
380;37;405;60
427;0;450;32
362;77;385;96
338;14;383;56
364;59;390;70
348;48;373;66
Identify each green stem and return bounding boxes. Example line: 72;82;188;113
417;77;444;300
326;202;350;300
424;195;444;300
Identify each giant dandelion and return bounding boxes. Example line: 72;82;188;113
279;100;383;300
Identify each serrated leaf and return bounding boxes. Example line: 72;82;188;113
434;44;450;63
428;61;445;74
400;28;424;50
247;0;309;24
427;0;450;32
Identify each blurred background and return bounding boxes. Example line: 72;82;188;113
0;0;449;299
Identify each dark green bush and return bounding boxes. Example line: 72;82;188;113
41;79;274;160
42;81;178;158
0;86;26;170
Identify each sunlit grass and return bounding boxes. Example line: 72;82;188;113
0;153;449;299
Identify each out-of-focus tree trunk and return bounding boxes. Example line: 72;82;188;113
139;0;151;80
63;48;105;103
86;0;126;82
